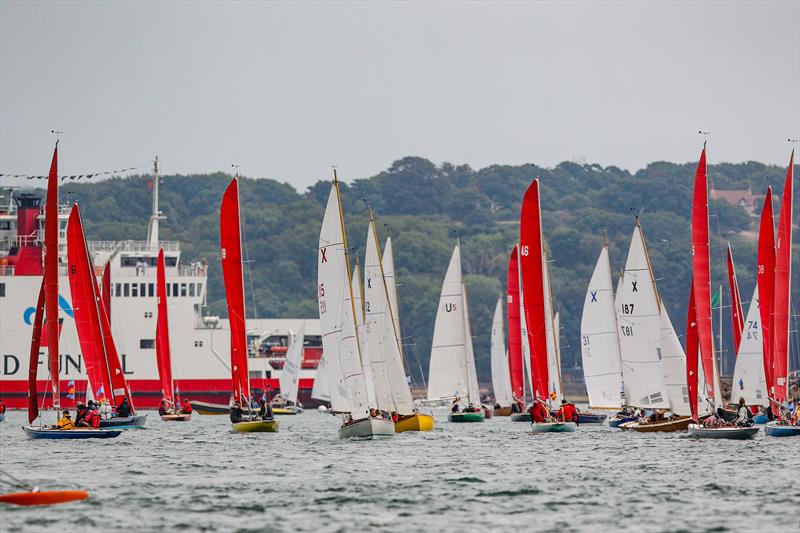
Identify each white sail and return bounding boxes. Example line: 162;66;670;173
427;242;475;404
463;284;481;406
617;225;670;408
580;245;625;409
352;265;378;409
363;220;413;414
731;285;768;407
554;310;563;399
658;302;692;416
490;298;513;406
317;182;369;417
280;324;305;405
543;248;562;405
382;237;402;353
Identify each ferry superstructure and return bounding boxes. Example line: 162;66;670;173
0;165;321;409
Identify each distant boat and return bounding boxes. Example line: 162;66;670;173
490;298;513;416
272;324;305;415
23;144;122;440
221;178;278;433
317;175;394;439
427;241;484;423
155;248;191;422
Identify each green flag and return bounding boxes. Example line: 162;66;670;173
711;286;722;308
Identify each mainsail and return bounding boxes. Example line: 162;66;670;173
280;324;305;406
756;187;775;400
44;144;60;408
726;244;745;354
26;280;46;423
506;246;524;401
427;242;478;405
220;178;250;405
490;298;513;407
519;179;548;401
617;222;669;408
772;151;794;406
659;301;692;416
155;248;175;404
580;243;624;409
731;285;767;407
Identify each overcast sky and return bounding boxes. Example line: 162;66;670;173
1;1;798;190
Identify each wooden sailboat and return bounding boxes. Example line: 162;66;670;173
686;144;758;439
23;144;121;439
221;178;278;433
427;242;484;422
155;248;191;421
272;324;305;415
520;179;574;432
67;203;146;429
765;150;799;437
364;211;433;432
490;298;514;416
318;174;394;439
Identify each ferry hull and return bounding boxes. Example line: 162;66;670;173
395;413;434;433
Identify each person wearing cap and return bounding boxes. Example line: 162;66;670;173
556;398;578;424
116;397;132;418
55;410;74;430
74;402;89;426
230;401;244;423
529;399;549;423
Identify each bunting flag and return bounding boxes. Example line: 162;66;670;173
710;286;722;308
0;166;140;181
66;379;76;400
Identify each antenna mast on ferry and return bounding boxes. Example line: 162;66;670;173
147;156;161;250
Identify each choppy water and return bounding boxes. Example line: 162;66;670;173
1;409;798;533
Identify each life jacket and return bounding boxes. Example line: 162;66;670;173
530;402;548;423
86;410;101;428
181;403;193;414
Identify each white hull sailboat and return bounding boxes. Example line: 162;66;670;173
338;416;396;440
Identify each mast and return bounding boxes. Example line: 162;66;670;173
146;156;160;250
44;143;60;409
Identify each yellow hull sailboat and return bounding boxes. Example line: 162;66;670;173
395;413;435;433
232;419;280;433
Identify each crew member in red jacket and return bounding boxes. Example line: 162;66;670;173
83;407;101;428
557;399;578;424
529;400;549;423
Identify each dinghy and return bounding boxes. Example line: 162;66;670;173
155;248;191;421
221;178;278;434
426;242;483;423
576;413;608;424
23;426;122;439
619;417;692;432
272;324;305;415
764;422;800;437
318;173;394;439
0;490;89;506
530;422;576;433
67;202;146;429
189;400;252;416
688;424;759;440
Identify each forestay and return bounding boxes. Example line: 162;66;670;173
543;249;562;405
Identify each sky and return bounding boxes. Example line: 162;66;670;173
1;1;798;191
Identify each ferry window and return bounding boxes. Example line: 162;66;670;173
124;284;130;297
165;256;177;267
180;283;187;297
140;283;146;297
148;283;154;297
132;283;139;297
139;339;155;349
189;283;195;297
0;221;10;230
115;283;121;297
144;312;152;318
172;283;179;298
0;283;5;297
197;283;203;295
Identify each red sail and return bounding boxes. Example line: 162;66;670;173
44;145;60;407
686;283;699;422
756;187;775;399
27;279;46;423
772;151;793;406
220;178;250;404
725;244;744;355
67;205;112;403
519;179;548;401
97;280;134;411
506;245;524;400
690;145;715;397
101;261;111;323
156;248;174;403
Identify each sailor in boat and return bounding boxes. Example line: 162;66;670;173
55;410;75;431
179;400;193;416
116;398;132;419
511;396;524;414
97;400;113;420
74;403;89;426
258;400;274;420
229;402;244;424
464;404;481;414
734;398;754;427
529;399;550;424
76;405;101;429
556;399;579;424
158;398;172;416
451;397;461;414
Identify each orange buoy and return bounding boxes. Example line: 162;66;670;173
0;490;89;506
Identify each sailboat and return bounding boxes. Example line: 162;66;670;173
490;298;514;416
580;238;625;412
23;144;121;439
221;178;278;433
765;151;799;437
156;248;191;421
318;174;394;439
427;242;484;422
364;210;433;432
519;179;575;432
687;144;758;439
272;324;305;415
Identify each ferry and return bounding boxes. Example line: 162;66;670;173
0;169;321;409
